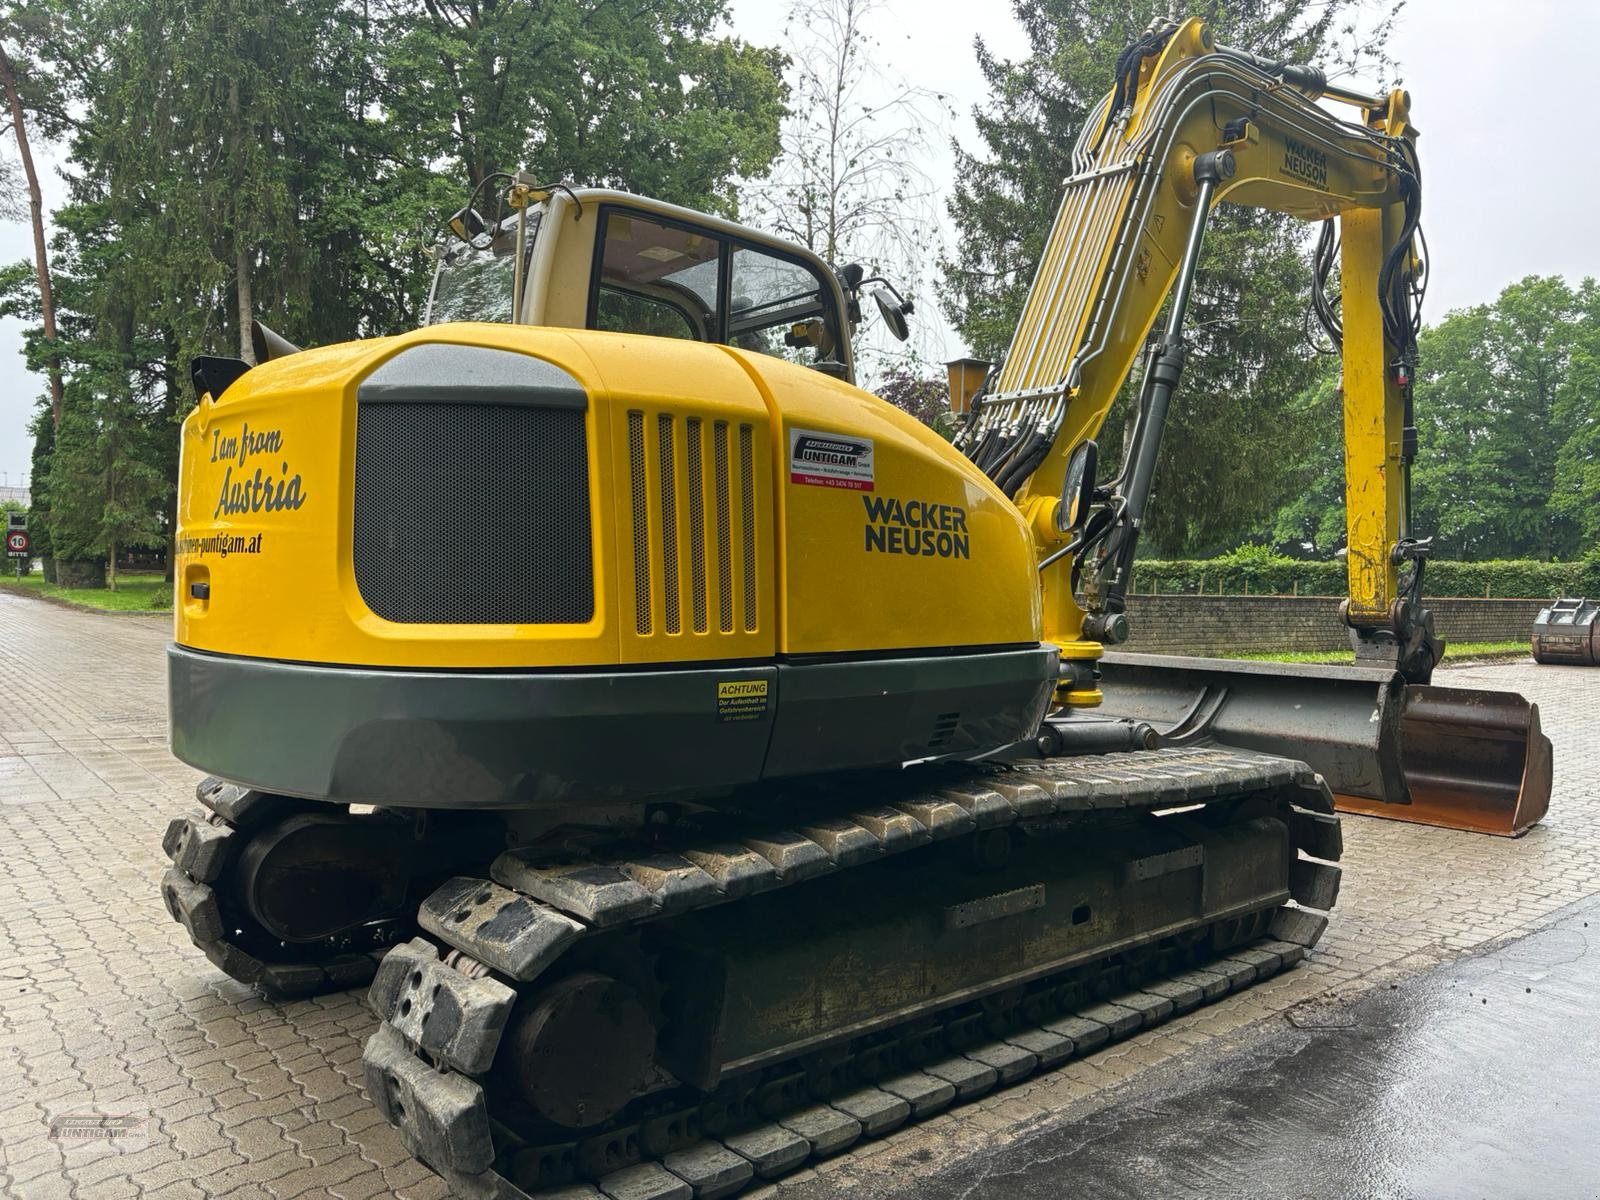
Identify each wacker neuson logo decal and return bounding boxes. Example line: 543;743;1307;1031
863;495;970;558
789;427;875;491
1281;135;1328;187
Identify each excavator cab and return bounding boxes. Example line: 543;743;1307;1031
424;186;884;383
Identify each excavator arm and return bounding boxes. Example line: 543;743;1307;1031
954;18;1438;685
973;18;1551;836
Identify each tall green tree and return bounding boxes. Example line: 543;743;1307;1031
1260;275;1599;562
0;1;71;424
378;0;786;216
1410;275;1580;560
941;0;1395;555
4;0;789;585
1551;278;1600;552
1265;358;1345;558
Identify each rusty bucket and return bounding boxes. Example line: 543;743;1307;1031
1095;652;1552;838
1332;684;1552;836
1532;598;1599;665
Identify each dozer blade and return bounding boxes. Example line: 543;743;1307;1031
1096;652;1552;837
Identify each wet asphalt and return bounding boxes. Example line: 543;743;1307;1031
881;897;1600;1199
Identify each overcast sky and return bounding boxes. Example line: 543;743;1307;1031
0;0;1594;483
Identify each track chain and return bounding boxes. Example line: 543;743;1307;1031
160;776;400;997
398;926;1317;1200
361;744;1344;1199
418;745;1328;981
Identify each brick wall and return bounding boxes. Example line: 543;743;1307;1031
1119;594;1545;656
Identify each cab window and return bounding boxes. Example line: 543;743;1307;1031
588;207;843;370
427;210;541;325
592;212;718;340
595;289;699;340
728;244;839;365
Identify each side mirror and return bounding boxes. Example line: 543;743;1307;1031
1059;440;1098;533
872;286;911;342
448;205;487;243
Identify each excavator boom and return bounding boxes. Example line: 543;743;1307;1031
955;18;1551;835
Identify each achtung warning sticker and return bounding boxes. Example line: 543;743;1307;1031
716;679;770;723
789;427;875;492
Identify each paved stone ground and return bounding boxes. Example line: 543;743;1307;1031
0;588;1594;1200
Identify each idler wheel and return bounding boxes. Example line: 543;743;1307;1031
509;971;658;1129
235;812;411;942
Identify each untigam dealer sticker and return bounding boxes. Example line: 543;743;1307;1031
789;427;875;492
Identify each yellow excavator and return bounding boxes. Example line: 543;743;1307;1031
161;18;1550;1198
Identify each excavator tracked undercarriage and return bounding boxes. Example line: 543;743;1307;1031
160;15;1550;1199
171;745;1340;1196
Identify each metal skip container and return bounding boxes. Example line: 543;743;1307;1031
1095;652;1553;838
1532;598;1600;665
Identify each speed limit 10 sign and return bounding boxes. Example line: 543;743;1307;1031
6;531;29;556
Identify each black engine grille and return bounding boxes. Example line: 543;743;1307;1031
353;401;593;624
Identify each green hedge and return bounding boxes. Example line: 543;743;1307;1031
1133;552;1600;599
